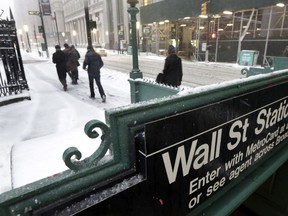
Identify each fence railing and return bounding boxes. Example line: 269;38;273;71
0;13;29;99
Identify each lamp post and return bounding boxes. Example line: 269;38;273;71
127;0;142;79
23;25;31;52
136;21;140;55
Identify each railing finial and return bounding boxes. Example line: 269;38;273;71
63;120;111;171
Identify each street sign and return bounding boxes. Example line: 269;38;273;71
144;81;288;214
28;11;40;16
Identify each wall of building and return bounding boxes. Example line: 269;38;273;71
12;0;43;51
11;0;140;51
140;0;288;63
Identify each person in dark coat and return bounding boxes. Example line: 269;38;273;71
63;43;80;84
71;45;80;81
63;43;73;81
162;45;183;87
83;45;106;102
52;45;68;91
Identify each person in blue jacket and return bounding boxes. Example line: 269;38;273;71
83;45;106;102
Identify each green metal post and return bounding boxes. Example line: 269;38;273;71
127;0;143;79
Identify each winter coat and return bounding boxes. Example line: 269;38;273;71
163;54;183;87
83;49;104;77
64;48;80;71
52;50;67;80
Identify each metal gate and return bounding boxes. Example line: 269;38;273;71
0;10;29;97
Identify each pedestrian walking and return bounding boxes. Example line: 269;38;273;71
63;43;80;84
52;45;68;91
161;45;183;87
83;45;106;102
71;45;80;82
63;43;73;82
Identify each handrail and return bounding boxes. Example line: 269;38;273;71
63;120;111;171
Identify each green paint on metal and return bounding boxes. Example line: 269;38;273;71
0;118;130;216
272;56;288;70
241;56;288;77
127;3;143;80
241;66;273;77
239;50;259;66
129;78;180;103
63;120;111;171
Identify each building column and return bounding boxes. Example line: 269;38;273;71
82;17;86;47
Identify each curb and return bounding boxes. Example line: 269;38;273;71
0;92;31;107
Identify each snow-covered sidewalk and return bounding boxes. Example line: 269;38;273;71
0;50;131;193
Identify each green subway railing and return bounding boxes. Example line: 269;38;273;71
0;120;136;216
129;78;181;103
241;56;288;77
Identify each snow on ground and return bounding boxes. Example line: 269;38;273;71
0;49;131;193
0;47;247;194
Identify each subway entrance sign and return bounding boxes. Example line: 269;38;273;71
142;80;288;215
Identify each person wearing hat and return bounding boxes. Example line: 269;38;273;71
83;45;106;102
52;45;68;91
161;45;183;87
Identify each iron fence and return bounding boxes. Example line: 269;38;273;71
0;12;29;97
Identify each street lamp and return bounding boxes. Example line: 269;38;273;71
23;25;31;52
136;21;140;54
127;0;142;79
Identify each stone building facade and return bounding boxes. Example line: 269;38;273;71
12;0;141;50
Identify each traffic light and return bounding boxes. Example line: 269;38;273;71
211;32;217;39
201;2;207;15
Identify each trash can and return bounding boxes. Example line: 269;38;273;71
239;50;259;66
